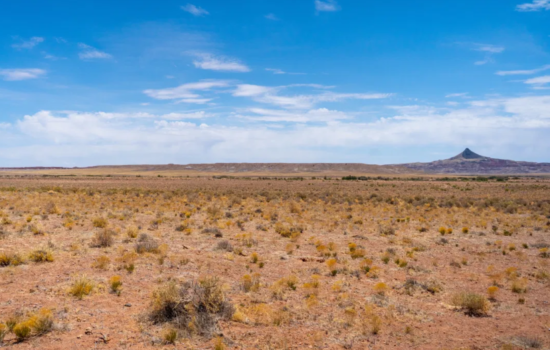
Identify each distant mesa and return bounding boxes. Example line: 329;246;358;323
1;148;549;175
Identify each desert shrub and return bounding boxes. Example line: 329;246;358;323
135;234;160;254
69;275;94;299
13;322;31;341
92;255;110;270
163;327;178;344
215;240;233;252
451;292;489;316
326;258;338;276
149;277;234;337
27;308;54;335
202;227;222;237
515;336;543;349
0;252;24;267
90;229;114;248
242;273;261;292
374;282;388;295
92;217;108;228
109;275;123;294
487;286;499;300
29;250;54;263
0;323;6;343
126;225;138;238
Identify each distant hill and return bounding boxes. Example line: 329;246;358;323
2;148;549;175
397;148;550;175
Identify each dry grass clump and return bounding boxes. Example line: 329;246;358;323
109;275;123;295
3;309;54;342
135;233;160;254
92;255;111;270
28;250;54;263
92;217;108;228
90;229;114;248
69;275;94;299
451;292;489;316
149;277;234;337
0;252;24;267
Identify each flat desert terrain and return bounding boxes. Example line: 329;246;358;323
0;175;549;349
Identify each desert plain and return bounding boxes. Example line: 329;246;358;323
0;174;549;349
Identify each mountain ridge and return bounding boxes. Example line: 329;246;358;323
1;149;549;175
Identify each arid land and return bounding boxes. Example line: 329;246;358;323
0;175;549;349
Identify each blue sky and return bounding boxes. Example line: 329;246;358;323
0;0;549;166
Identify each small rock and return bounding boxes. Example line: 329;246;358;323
124;303;132;307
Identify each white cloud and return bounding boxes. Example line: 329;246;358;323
524;75;550;89
192;53;250;72
315;0;340;12
496;64;550;76
265;13;279;20
0;122;11;129
473;44;505;53
0;68;46;81
78;43;112;60
266;68;285;75
232;84;391;109
266;68;306;75
468;43;504;65
12;37;44;50
238;108;351;122
181;4;209;16
516;0;550;11
6;95;550;165
143;79;230;103
445;93;469;98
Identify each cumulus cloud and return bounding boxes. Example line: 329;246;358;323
192;53;250;72
315;0;340;12
78;43;112;60
516;0;550;11
12;36;44;50
143;80;230;103
3;95;549;165
181;4;209;16
0;68;46;81
2;94;550;166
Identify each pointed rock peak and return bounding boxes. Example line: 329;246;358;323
450;148;484;160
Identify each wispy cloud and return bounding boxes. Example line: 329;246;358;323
143;79;230;103
315;0;340;12
12;36;44;50
192;53;250;72
78;43;112;60
469;43;505;65
265;68;305;75
265;13;279;20
238;108;350;123
516;0;550;11
181;4;209;16
524;75;550;89
473;44;505;53
496;64;550;76
0;68;46;81
233;84;391;109
445;93;469;98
